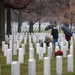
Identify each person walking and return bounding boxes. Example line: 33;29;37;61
64;33;71;48
51;27;58;46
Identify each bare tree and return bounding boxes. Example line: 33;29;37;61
6;0;11;35
0;0;5;46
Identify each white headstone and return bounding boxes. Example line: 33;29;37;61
9;35;13;41
28;59;36;75
5;35;8;43
22;44;25;55
18;37;21;45
2;41;5;52
36;43;40;54
49;42;52;52
4;44;8;56
55;46;59;52
47;47;52;59
43;43;46;53
13;44;17;55
68;55;74;72
11;61;20;75
73;33;75;43
18;48;24;63
39;47;43;60
63;46;67;58
29;43;33;48
17;40;20;49
10;40;12;50
71;36;73;46
6;49;12;64
55;42;58;47
29;35;31;43
70;45;73;56
44;57;50;75
15;34;18;42
29;48;34;59
56;56;62;75
61;42;63;51
13;35;16;44
65;40;68;51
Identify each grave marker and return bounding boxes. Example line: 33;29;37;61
13;44;17;55
4;44;8;56
65;40;68;51
63;46;67;58
49;42;52;52
68;55;74;72
18;48;24;63
44;57;50;75
43;43;46;53
22;44;25;55
36;43;40;54
70;45;73;56
29;48;34;59
2;41;5;52
56;56;62;75
28;59;36;75
55;46;59;52
39;47;43;60
47;47;52;59
29;43;33;48
10;40;12;50
11;61;20;75
6;49;12;64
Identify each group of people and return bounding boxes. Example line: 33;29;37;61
44;26;71;48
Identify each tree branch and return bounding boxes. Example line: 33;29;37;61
33;18;39;25
5;0;32;10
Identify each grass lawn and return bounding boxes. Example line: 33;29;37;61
0;40;75;75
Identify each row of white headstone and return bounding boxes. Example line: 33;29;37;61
2;33;74;64
28;33;73;75
28;32;75;52
11;36;74;75
1;32;75;75
2;33;27;64
2;41;26;64
11;54;73;75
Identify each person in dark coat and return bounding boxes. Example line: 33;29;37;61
64;33;71;48
51;27;58;46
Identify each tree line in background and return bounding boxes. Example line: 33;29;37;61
0;0;75;45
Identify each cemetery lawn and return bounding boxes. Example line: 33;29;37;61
0;43;75;75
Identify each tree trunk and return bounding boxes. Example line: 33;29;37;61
0;0;5;46
29;20;33;34
18;11;22;33
6;0;11;35
39;19;41;32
